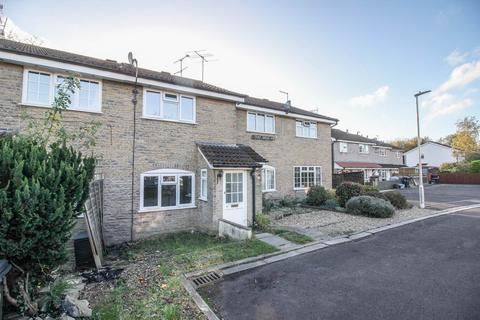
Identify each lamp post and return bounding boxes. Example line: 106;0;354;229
128;52;139;242
414;90;431;209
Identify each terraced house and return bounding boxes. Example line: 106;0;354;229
332;128;405;182
0;39;338;244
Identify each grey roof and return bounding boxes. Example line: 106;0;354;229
0;39;338;122
0;39;245;98
197;142;267;168
332;128;399;149
244;97;338;123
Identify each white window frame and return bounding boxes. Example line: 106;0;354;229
139;169;195;212
21;69;102;113
296;120;317;138
293;166;322;190
143;88;196;124
200;169;208;201
261;165;276;192
247;111;275;134
359;144;369;154
396;151;402;159
339;142;348;153
378;148;387;157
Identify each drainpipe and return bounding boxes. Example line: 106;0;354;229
251;168;256;229
128;53;139;242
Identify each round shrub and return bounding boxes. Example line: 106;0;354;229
363;191;389;202
383;191;411;209
320;198;339;210
336;182;364;207
346;196;395;218
306;185;329;206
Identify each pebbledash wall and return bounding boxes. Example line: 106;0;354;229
0;61;333;245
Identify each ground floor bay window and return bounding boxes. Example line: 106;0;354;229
140;169;195;211
294;166;322;190
261;165;276;192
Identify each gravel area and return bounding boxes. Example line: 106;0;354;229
271;206;436;240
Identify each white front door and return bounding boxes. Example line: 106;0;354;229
223;170;247;226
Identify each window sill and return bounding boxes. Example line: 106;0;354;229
198;197;208;202
141;116;197;125
19;103;103;114
138;205;197;213
262;189;276;193
295;136;318;139
247;130;276;135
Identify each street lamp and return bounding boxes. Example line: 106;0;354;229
414;90;431;209
128;52;139;242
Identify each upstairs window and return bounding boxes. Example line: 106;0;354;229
140;169;195;211
396;151;402;159
379;148;387;157
144;89;195;123
294;166;322;189
339;142;348;153
359;144;369;154
296;121;317;138
23;70;102;112
247;112;275;134
26;71;51;104
261;165;276;192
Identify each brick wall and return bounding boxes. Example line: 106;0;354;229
0;61;334;245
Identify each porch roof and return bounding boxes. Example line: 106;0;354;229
197;142;267;168
335;161;382;169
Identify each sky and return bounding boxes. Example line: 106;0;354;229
3;0;480;141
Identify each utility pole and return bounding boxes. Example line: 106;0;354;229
414;90;431;209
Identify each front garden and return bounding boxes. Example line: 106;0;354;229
262;182;435;241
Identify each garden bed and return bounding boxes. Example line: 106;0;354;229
271;206;435;240
81;232;277;319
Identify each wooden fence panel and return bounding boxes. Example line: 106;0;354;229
333;171;364;188
84;179;104;269
437;173;480;184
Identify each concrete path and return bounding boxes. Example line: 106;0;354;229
255;232;297;250
201;209;480;320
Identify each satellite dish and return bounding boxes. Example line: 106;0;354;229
128;52;134;64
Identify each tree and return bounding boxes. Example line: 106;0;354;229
0;77;98;315
389;136;430;151
450;116;479;158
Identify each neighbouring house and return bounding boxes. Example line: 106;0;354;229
404;141;464;168
0;39;338;244
332;129;405;182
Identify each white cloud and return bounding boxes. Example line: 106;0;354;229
348;86;390;108
436;60;480;94
445;49;469;66
423;93;472;119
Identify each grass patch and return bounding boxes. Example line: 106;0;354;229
93;232;277;320
271;229;313;244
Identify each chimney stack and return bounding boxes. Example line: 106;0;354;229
284;100;291;114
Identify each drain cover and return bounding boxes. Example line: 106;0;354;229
190;271;222;288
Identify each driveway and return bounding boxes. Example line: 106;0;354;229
398;184;480;210
200;209;480;320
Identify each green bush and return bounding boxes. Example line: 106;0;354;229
320;198;339;210
471;160;480;173
363;191;389;202
262;195;275;214
336;182;364;207
383;191;411;209
346;196;395;218
306;185;329;206
279;196;301;208
363;184;379;193
255;212;271;230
